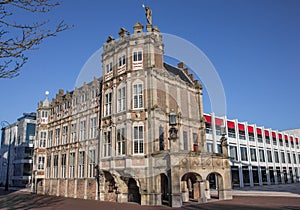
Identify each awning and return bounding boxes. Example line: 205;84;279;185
248;126;254;133
272;132;276;138
238;124;245;131
204;115;211;123
285;135;288;141
290;136;294;142
227;121;235;129
296;137;299;143
278;133;283;140
257;128;262;135
264;130;269;136
215;118;223;126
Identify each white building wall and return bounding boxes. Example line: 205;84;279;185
205;113;300;188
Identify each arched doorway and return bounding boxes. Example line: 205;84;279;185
160;173;169;205
181;172;202;202
127;178;141;204
103;171;117;202
206;172;223;200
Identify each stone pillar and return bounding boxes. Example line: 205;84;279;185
99;180;105;201
74;179;77;198
141;193;162;205
65;179;68;197
198;181;207;203
204;180;211;200
170;167;182;207
171;193;182;207
117;192;128;203
193;182;200;200
56;179;60;196
218;169;233;200
181;181;189;202
146;24;152;32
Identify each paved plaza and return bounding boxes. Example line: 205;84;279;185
0;183;300;210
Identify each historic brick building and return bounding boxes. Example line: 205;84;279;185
33;16;232;207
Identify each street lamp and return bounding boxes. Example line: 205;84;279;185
1;121;12;191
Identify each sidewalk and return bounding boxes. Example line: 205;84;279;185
232;183;300;197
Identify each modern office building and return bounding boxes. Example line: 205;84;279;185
0;113;36;187
204;113;300;188
32;18;232;207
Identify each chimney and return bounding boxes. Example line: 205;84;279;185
177;62;184;69
184;68;189;75
189;74;194;81
194;80;202;89
118;28;127;38
106;36;115;43
133;22;144;34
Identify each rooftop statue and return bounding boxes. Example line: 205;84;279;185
142;4;152;25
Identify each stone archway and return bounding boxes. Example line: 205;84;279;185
206;172;223;200
181;172;202;202
127;178;141;204
160;173;169;205
102;170;117;202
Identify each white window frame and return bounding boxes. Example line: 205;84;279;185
38;156;45;170
55;128;60;146
78;151;85;178
90;117;97;139
79;120;86;141
117;86;126;112
39;131;46;148
88;149;95;178
103;131;111;157
133;125;144;154
106;61;113;74
117;128;126;156
133;83;143;109
62;125;68;144
61;153;67;178
47;130;53;147
118;54;126;68
69;152;75;178
104;92;112;116
46;155;51;178
133;50;142;62
71;123;77;143
53;154;58;178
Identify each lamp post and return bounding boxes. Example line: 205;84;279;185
1;121;12;191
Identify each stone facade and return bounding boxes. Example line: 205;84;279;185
33;21;232;207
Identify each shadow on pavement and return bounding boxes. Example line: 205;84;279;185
0;190;63;210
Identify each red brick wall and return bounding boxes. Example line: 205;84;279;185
51;180;57;195
77;179;85;199
87;179;96;200
68;179;75;198
59;180;66;196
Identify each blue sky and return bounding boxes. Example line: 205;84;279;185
1;0;300;131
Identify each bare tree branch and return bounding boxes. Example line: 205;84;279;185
0;0;72;78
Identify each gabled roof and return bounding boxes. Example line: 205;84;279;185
163;62;193;85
